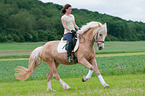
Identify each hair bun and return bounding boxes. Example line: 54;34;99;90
61;8;66;15
61;4;71;15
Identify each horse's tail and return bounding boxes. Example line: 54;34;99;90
14;46;43;81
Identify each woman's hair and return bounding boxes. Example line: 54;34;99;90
61;4;71;15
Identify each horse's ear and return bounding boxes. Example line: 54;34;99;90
98;23;101;27
104;23;107;26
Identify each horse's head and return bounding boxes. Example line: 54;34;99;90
93;23;107;50
77;22;107;50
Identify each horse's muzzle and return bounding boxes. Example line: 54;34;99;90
99;47;103;50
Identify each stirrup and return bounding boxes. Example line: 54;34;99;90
67;56;73;62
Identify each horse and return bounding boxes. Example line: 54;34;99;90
14;21;109;91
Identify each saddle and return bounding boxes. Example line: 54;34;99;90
57;34;79;64
57;36;79;53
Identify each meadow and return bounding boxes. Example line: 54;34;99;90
1;74;145;96
0;41;145;95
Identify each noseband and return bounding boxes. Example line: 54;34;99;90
95;40;104;43
94;33;105;43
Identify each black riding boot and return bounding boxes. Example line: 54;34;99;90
67;43;73;62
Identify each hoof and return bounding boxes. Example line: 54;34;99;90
47;88;56;92
82;76;88;82
104;84;110;88
63;85;71;90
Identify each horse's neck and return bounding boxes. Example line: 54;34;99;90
80;28;94;49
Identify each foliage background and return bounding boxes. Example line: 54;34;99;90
0;0;145;42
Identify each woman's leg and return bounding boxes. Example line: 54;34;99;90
63;33;73;62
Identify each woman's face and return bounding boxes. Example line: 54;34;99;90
66;7;72;14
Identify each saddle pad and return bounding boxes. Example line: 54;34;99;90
57;38;79;53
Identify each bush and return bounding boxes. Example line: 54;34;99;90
13;34;20;42
38;30;48;41
0;34;7;42
7;34;13;41
106;35;119;41
31;31;39;42
18;35;25;42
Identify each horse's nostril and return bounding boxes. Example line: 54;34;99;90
99;47;103;50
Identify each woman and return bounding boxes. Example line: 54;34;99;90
61;4;79;62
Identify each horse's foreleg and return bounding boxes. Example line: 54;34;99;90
46;59;71;90
90;58;109;88
79;58;94;70
82;69;94;82
79;58;94;82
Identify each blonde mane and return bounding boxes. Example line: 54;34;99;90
77;21;102;35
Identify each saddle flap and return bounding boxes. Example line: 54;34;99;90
57;37;79;53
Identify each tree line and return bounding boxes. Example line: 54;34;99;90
0;0;145;42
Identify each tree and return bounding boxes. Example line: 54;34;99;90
0;0;145;42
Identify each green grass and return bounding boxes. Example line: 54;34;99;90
1;41;145;58
0;42;45;59
0;55;145;83
0;41;145;52
95;41;145;54
0;74;144;96
0;42;45;50
0;41;145;95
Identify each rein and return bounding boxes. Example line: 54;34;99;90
79;34;93;43
79;33;105;43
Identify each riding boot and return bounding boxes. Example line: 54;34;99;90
67;56;73;62
67;43;73;62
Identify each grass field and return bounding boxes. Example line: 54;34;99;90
0;55;145;83
0;41;145;96
0;41;145;57
0;74;145;96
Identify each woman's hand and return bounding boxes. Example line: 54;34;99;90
71;30;76;34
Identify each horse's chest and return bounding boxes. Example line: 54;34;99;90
83;51;94;60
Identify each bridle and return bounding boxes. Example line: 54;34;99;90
94;33;105;43
79;27;105;43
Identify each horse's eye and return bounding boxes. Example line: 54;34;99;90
100;34;102;36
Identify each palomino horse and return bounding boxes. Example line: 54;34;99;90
15;21;109;91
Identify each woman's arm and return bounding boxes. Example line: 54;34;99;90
61;19;72;31
74;20;79;30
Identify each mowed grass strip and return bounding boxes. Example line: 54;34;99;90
95;41;145;54
0;41;145;60
0;74;144;96
0;58;29;61
0;52;145;61
96;52;145;57
0;42;45;50
1;41;145;55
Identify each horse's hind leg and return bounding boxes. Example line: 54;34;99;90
46;69;54;91
45;59;71;90
46;62;59;91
